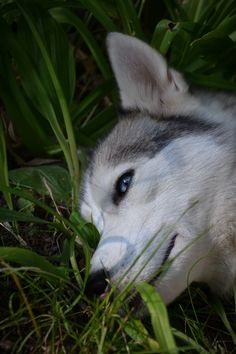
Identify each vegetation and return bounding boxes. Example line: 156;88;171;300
0;0;236;352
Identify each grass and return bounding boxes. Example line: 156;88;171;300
0;0;236;352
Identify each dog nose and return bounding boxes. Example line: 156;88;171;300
85;270;109;298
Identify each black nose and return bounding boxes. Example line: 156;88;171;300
85;270;109;298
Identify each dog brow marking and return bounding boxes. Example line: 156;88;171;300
101;113;218;164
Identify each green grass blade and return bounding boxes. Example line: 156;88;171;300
17;5;76;108
51;7;111;79
0;119;13;209
207;0;236;28
151;19;179;55
0;247;67;284
124;319;160;352
115;0;145;38
172;329;209;353
211;297;236;345
164;0;188;21
216;14;236;36
81;106;116;137
71;80;114;123
137;282;178;353
197;0;218;25
16;1;79;208
0;184;91;255
0;207;49;223
185;0;205;22
0;18;71;162
0;49;52;154
77;0;116;31
185;73;236;91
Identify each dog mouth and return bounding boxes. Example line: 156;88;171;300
147;232;178;286
127;233;178;310
160;233;178;266
99;285;110;301
98;233;178;307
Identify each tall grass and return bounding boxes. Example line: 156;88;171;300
0;0;236;352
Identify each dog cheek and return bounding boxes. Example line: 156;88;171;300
80;202;93;223
80;203;104;234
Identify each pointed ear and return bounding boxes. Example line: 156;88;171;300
106;32;188;115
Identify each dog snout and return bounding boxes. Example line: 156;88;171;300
85;270;110;299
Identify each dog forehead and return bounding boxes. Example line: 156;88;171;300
92;115;159;167
89;112;216;171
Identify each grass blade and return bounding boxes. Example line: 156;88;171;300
0;48;52;154
77;0;116;31
0;118;13;209
0;247;67;284
115;0;145;38
51;7;111;79
16;1;79;208
211;297;236;345
137;282;178;353
125;319;160;352
172;329;209;353
151;19;179;55
0;207;49;223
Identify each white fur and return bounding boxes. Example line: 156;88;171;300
80;33;236;305
106;32;195;116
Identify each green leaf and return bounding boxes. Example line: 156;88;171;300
16;198;35;214
0;118;12;209
216;14;236;37
211;297;236;345
71;80;114;123
137;283;178;354
0;207;48;223
0;16;71;163
0;47;52;154
15;1;79;208
77;0;116;32
207;0;236;29
164;0;188;22
185;73;236;91
0;247;67;284
151;19;179;55
184;0;205;22
81;105;117;137
125;319;160;352
51;7;111;79
172;329;210;353
70;211;100;249
17;5;76;107
168;21;202;68
115;0;145;39
9;165;72;203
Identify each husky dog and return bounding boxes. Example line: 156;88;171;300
80;33;236;305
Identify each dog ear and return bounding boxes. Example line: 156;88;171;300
106;33;188;115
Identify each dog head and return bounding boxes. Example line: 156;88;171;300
80;33;221;304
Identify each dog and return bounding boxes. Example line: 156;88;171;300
80;33;236;306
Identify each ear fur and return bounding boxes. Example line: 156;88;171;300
106;32;189;115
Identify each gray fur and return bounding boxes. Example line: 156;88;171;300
80;33;236;307
91;113;218;167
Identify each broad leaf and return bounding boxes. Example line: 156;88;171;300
9;165;72;203
137;283;178;354
0;247;67;284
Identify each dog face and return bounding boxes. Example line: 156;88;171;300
80;33;225;304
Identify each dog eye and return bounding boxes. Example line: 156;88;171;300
113;169;134;204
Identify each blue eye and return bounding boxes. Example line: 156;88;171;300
113;169;134;205
117;173;133;194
